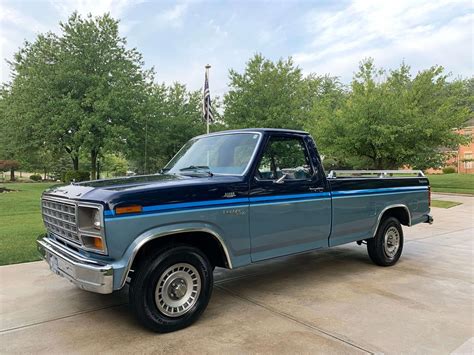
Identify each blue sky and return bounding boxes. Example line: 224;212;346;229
1;0;472;97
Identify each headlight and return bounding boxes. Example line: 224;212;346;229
92;209;101;230
77;204;107;254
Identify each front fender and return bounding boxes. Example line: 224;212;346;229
110;222;233;290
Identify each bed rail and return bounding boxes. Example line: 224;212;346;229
327;169;425;179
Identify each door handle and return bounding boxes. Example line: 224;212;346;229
309;187;324;192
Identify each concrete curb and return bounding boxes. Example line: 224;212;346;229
432;191;474;197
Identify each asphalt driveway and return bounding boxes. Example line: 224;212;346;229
1;194;473;354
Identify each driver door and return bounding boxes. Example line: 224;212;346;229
249;134;331;262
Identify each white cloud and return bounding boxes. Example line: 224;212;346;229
155;2;189;28
294;0;473;81
0;0;142;82
257;25;285;46
208;19;228;39
0;5;49;33
0;3;52;82
49;0;141;19
1;0;471;89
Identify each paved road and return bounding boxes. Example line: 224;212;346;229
1;194;473;354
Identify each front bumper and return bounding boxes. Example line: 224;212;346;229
37;235;114;294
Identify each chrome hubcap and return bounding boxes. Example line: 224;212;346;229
384;226;400;258
155;263;201;317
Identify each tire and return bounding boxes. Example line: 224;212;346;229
367;216;404;266
129;245;213;333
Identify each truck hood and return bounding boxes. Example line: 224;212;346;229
77;173;185;190
43;173;248;210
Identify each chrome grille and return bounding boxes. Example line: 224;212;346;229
42;198;80;244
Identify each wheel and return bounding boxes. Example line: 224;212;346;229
367;216;404;266
129;245;213;333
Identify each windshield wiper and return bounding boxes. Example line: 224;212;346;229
179;165;213;176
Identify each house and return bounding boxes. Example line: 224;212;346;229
427;118;474;174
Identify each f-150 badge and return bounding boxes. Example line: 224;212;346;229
223;208;245;216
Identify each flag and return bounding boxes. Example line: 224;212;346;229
203;68;214;127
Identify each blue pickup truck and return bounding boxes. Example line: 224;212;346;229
37;128;433;332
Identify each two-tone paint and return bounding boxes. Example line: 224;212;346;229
41;128;432;292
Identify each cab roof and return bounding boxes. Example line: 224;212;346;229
198;128;309;138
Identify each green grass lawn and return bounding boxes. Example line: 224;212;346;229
427;174;474;195
431;200;462;208
0;182;55;265
0;175;471;266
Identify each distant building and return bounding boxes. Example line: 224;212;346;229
426;118;474;174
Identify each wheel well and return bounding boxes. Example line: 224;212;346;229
380;206;411;226
130;231;230;272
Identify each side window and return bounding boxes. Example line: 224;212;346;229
256;136;313;180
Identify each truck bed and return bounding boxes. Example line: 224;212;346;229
328;171;430;247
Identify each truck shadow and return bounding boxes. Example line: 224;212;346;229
92;243;378;331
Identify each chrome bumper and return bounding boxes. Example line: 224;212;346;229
37;235;114;294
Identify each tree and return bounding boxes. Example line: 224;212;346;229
5;12;152;179
102;153;128;177
224;54;308;129
0;89;30;179
159;83;206;164
126;83;205;174
311;59;471;170
0;160;20;181
303;74;345;123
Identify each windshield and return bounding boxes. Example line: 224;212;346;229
164;133;261;176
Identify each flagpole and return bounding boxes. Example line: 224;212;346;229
205;64;211;134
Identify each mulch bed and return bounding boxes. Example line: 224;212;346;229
0;187;18;193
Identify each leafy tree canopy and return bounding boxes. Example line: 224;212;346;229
224;54;309;130
3;12;152;178
307;59;472;170
2;18;472;177
126;82;206;173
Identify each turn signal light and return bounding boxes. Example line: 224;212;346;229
81;235;106;253
92;237;104;250
115;205;142;215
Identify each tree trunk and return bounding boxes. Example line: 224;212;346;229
66;147;80;171
90;150;98;180
72;156;79;171
96;159;100;180
44;168;47;180
10;167;15;181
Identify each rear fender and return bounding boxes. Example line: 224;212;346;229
371;204;411;238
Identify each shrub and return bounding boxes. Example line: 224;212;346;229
321;157;353;171
29;174;42;181
442;166;456;174
322;158;338;171
62;170;90;183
